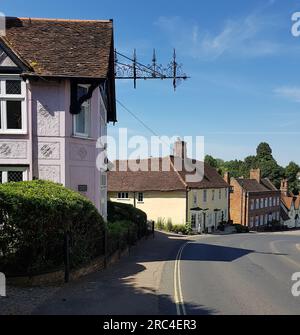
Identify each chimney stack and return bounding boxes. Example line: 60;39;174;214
280;179;289;196
173;139;187;159
250;169;261;183
223;171;230;185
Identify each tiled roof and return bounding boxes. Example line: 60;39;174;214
295;196;300;210
280;207;290;221
108;157;229;192
281;195;300;211
172;157;229;189
235;179;268;192
2;17;113;78
281;196;293;210
261;178;278;191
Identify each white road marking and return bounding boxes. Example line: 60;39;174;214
174;242;192;315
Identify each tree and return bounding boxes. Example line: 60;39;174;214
285;161;300;195
204;143;299;191
256;142;273;160
259;160;284;189
205;155;219;169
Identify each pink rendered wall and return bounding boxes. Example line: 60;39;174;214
31;79;106;217
64;84;104;213
31;79;67;185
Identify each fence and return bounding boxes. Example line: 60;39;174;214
0;220;154;282
61;220;154;283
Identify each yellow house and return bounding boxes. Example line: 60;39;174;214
108;142;230;233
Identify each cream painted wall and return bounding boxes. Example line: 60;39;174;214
109;191;187;224
188;188;229;232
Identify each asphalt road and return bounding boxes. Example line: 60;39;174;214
161;232;300;315
4;231;300;315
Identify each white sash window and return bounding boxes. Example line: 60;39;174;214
0;77;27;134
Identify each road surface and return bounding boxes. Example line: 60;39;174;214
2;231;300;315
160;232;300;315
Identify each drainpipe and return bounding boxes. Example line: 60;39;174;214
244;192;249;227
241;190;244;225
186;188;190;224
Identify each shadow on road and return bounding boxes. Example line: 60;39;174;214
180;242;288;263
29;232;219;315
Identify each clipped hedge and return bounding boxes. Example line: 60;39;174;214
234;224;250;234
107;220;138;255
0;180;105;276
107;201;147;237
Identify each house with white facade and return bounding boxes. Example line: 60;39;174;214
0;17;117;220
108;141;230;233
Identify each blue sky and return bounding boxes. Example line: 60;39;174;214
2;0;300;166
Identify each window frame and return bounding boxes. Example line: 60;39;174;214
0;166;28;183
117;192;129;200
0;76;27;135
191;213;196;228
73;84;91;138
203;190;207;202
193;191;198;206
137;192;144;203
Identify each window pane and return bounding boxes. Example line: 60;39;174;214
7;101;22;129
75;109;86;134
8;171;23;182
77;85;88;99
6;80;21;95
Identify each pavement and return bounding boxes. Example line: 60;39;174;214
33;231;189;315
1;230;300;315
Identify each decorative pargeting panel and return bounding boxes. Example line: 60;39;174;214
0;141;27;159
39;165;61;183
70;143;93;162
37;101;60;136
38;142;60;160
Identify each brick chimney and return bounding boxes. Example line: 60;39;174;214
223;172;230;184
280;179;289;196
250;169;261;183
173;139;187;158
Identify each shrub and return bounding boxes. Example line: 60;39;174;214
107;201;147;237
107;220;138;255
0;180;105;276
172;224;189;235
166;218;173;232
155;217;165;230
234;224;249;234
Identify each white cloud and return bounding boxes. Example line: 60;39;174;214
154;13;281;60
274;87;300;102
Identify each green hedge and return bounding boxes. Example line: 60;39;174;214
107;220;138;255
0;180;105;276
234;224;250;233
107;201;147;237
